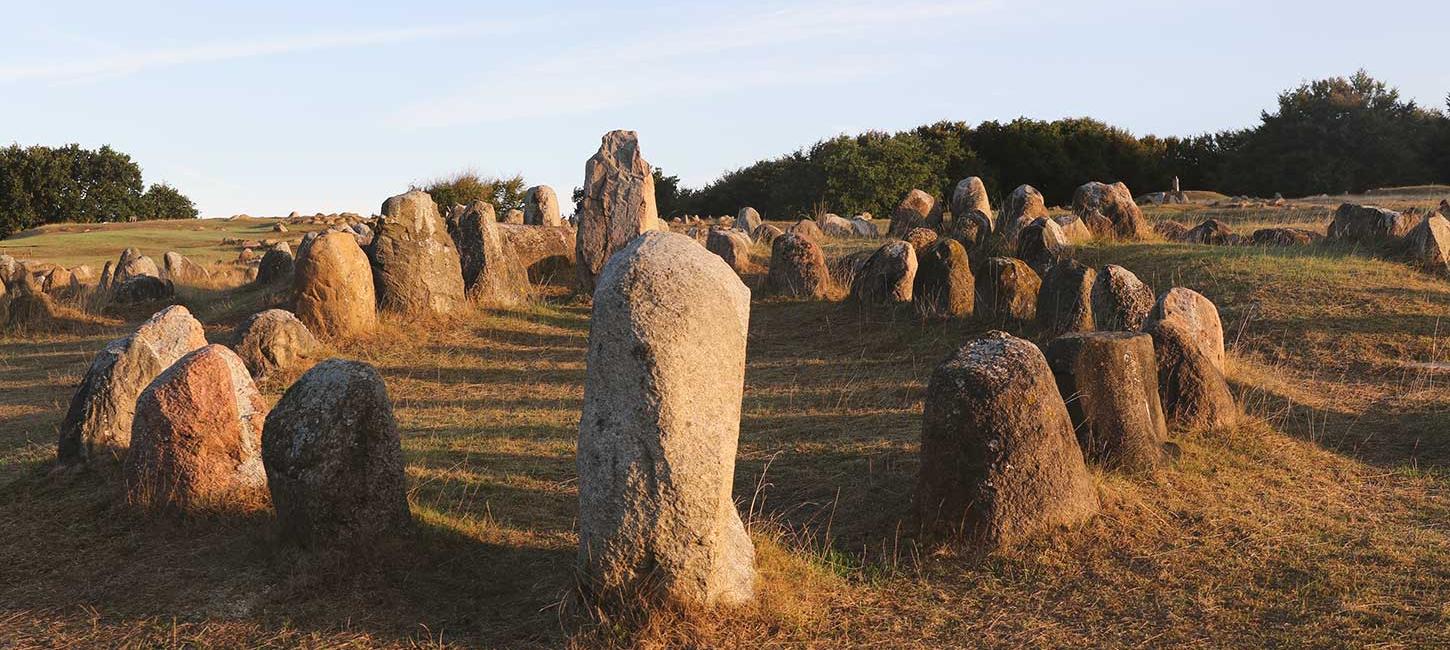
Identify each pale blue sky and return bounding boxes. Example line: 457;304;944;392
3;0;1447;217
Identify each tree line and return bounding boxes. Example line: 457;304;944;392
658;71;1450;220
0;144;197;239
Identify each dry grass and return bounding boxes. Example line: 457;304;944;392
1;200;1449;647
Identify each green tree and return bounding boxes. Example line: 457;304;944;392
413;170;528;214
138;182;198;220
0;143;191;239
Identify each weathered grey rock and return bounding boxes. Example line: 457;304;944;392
294;230;377;339
57;306;208;464
576;130;660;293
819;214;855;238
524;185;562;226
706;228;754;274
0;254;19;287
913;238;973;319
890;189;941;237
125;345;267;510
765;233;831;299
1072;181;1148;240
752;223;783;245
502;208;525;225
263;359;410;546
976;257;1040;322
916;331;1099;545
788;219;824;243
373;190;466;316
68;265;97;289
1001;185;1050;245
1037;260;1096;336
904;227;939;253
1091;265;1154;331
950;177;993;232
849;240;917;305
1327;203;1413;243
498;223;576;272
113;275;175;304
1144;288;1225;373
1249;227;1320;247
578;231;755;607
114;249;161;286
1054;215;1094;244
1406;213;1450;274
1045;332;1169;471
1184;219;1237;245
451;201;530;307
161;251;207;285
1016;217;1070;275
1153;220;1190;241
256;243;295;285
1144;319;1237;430
232;309;319;380
735;207;761;234
945;209;991;253
849;216;878;237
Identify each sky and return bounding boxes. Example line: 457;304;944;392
3;0;1448;218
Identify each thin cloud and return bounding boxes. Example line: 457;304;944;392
0;22;519;84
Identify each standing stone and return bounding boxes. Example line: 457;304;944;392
849;240;917;306
976;257;1041;322
0;254;19;287
950;177;994;232
1037;260;1096;336
1054;215;1095;244
373;190;466;316
849;215;879;237
1091;265;1154;331
904;227;939;253
1406;212;1450;274
232;309;320;380
1072;181;1148;240
124;345;267;510
578;231;755;607
162;252;208;284
451;201;530;307
262;359;410;546
524;185;562;226
57;306;208;464
1327;203;1414;243
1144;319;1237;430
787;219;824;243
889;189;942;237
1001;184;1050;243
1016;217;1071;276
1184;219;1237;245
706;228;754;274
913;238;973;319
1045;333;1169;471
752;223;783;245
576;130;660;293
1144;288;1225;372
256;243;295;285
294;230;378;339
735;207;762;234
916;331;1099;545
946;209;991;253
765;233;831;299
503;208;525;225
98;261;115;291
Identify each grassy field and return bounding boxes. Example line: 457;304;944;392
1;197;1448;647
0;218;332;269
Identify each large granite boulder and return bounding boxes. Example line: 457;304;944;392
788;219;824;243
706;228;755;274
1045;332;1170;471
57;306;208;465
256;243;295;285
950;176;993;232
114;248;161;286
576;130;660;293
849;240;917;306
1144;319;1237;430
819;214;856;238
293;230;377;339
1327;204;1413;243
916;331;1099;545
232;309;320;380
1144;288;1225;372
1249;227;1320;247
524;185;562;226
1016;217;1070;275
1037;260;1096;336
124;345;268;510
765;233;831;299
976;257;1040;322
1090;265;1154;331
912;238;973;319
451;201;530;307
1184;219;1238;245
889;189;942;237
1072;181;1148;240
578;231;755;607
735;207;761;234
263;359;410;546
1406;212;1450;274
162;252;209;285
1001;184;1049;244
372;190;466;316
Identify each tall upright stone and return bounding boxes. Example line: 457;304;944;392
524;185;562;226
1001;184;1050;244
1144;288;1225;372
373;190;466;317
916;332;1099;546
735;207;762;234
913;238;974;319
293;230;377;339
1045;332;1170;471
451;201;530;307
1037;260;1096;336
889;189;942;237
849;240;917;306
576;130;660;293
1072;181;1149;240
57;306;208;465
764;233;831;299
577;231;755;607
1091;265;1154;331
950;177;994;232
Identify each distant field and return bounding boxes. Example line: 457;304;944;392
1;194;1448;647
0;218;329;269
